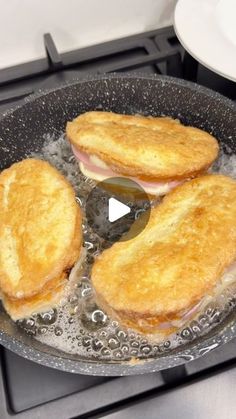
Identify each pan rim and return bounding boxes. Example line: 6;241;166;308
0;310;235;375
0;72;235;124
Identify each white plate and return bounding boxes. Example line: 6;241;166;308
174;0;236;82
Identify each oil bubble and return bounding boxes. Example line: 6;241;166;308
37;309;57;325
54;326;63;336
91;338;103;351
108;336;120;350
140;345;152;355
101;347;111;357
113;349;123;359
38;326;48;335
117;330;128;341
82;336;91;347
91;310;108;325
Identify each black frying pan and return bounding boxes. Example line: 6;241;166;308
0;74;236;376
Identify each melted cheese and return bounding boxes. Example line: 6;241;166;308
169;262;236;329
79;162;178;195
89;155;109;169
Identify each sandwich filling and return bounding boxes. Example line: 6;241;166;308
72;146;182;196
1;248;86;321
91;174;236;338
137;261;236;333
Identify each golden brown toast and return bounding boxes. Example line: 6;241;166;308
66;111;219;182
1;273;67;320
0;159;82;300
1;247;86;321
92;174;236;334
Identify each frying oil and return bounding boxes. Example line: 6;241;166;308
17;134;236;361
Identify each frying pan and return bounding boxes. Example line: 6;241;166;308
0;74;236;376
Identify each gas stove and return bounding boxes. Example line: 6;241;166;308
0;26;235;419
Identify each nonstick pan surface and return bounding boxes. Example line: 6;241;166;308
0;74;236;376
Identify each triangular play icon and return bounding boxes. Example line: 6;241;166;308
108;197;131;223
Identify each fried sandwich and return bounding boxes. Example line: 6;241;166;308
0;158;82;320
66;111;219;196
92;174;236;336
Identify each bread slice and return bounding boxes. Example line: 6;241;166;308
92;175;236;335
0;247;86;321
66;111;219;182
1;273;67;320
0;159;82;300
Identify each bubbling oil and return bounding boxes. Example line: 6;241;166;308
16;135;236;361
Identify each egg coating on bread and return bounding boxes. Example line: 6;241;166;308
92;175;236;334
0;159;82;299
66;111;219;182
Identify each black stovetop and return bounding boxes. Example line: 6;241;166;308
0;340;235;418
0;26;235;419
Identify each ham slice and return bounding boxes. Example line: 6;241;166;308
72;146;182;195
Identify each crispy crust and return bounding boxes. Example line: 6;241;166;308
0;159;82;298
92;175;236;333
66;111;219;182
1;273;67;320
94;288;176;337
1;247;86;321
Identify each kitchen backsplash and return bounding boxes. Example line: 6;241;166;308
0;0;177;69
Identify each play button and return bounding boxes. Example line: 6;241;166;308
85;177;151;243
108;198;131;222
